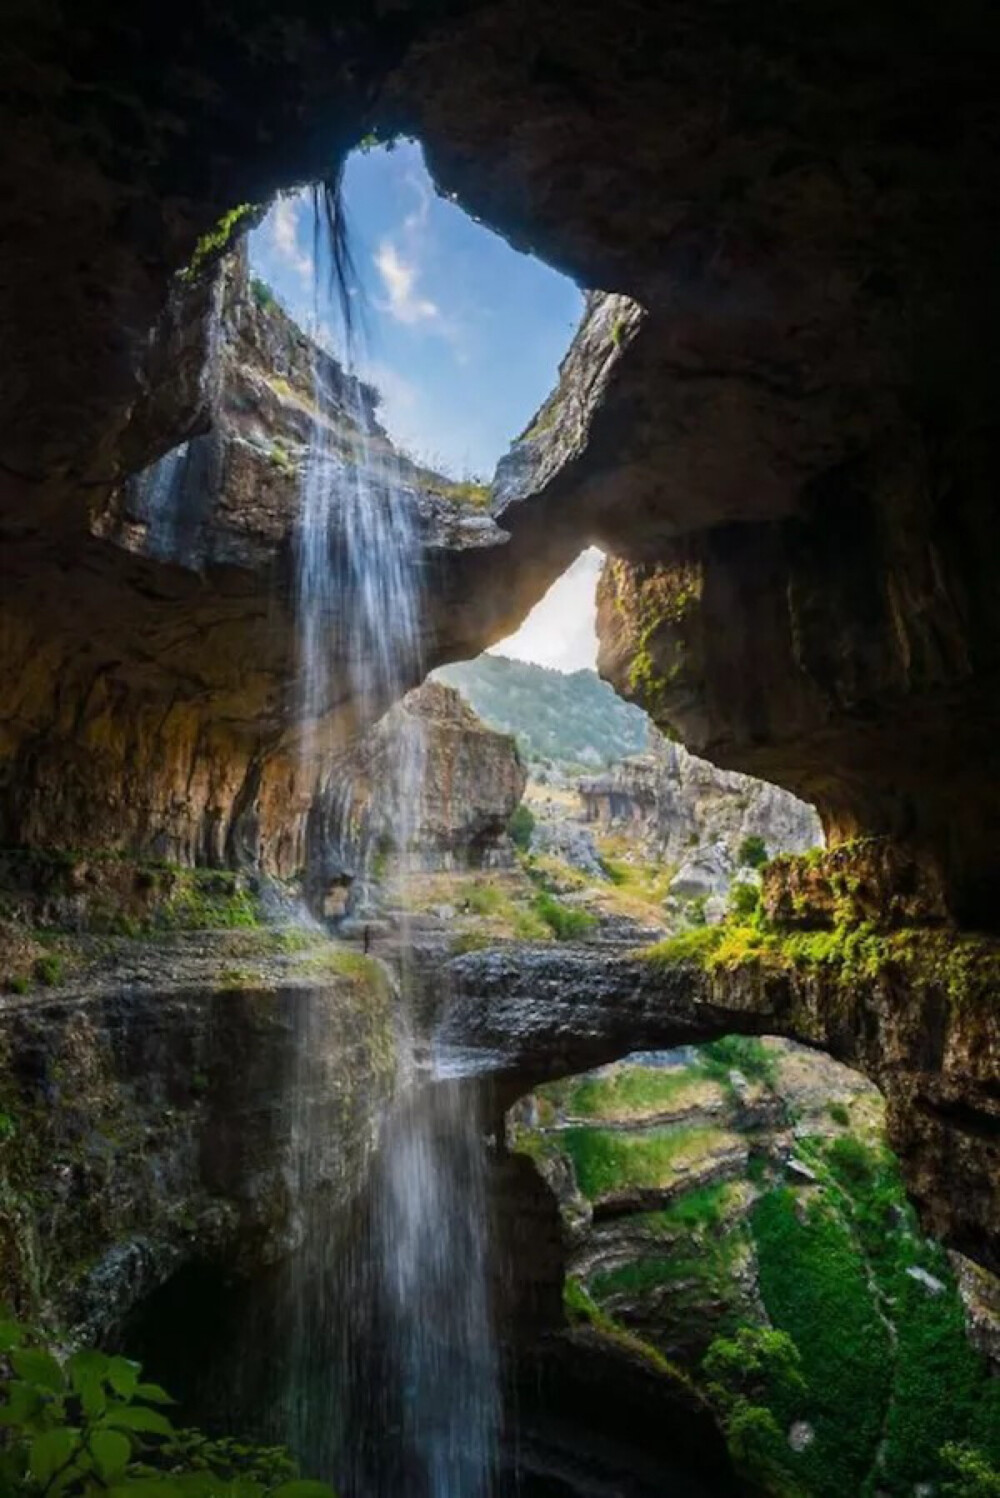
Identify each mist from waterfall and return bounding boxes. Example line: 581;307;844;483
285;189;501;1497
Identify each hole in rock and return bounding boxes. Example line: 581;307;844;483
506;1039;999;1497
249;137;586;484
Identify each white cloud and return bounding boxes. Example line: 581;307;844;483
270;194;313;283
374;239;439;325
491;548;604;673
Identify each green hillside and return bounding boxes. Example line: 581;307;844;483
434;654;650;766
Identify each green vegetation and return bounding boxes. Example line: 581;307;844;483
642;903;1000;1009
32;954;63;987
752;1189;892;1493
507;803;536;851
699;1036;777;1088
560;1124;728;1200
430;477;491;509
562;1277;695;1392
434;654;649;767
0;1312;334;1498
531;890;596;940
251;276;276;310
517;1024;1000;1497
942;1445;1000;1496
564;1064;701;1120
728;881;760;919
182;203;258;280
738;835;769;869
269;439;295;474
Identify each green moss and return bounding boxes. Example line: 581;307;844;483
32;954;63;987
561;1124;730;1200
563;1276;697;1393
565;1064;702;1120
643;925;724;966
431;477;491;508
698;1036;777;1088
531;890;596;940
752;1189;892;1494
269;438;295;474
641;901;1000;1011
182;202;258;279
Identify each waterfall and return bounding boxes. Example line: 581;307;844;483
287;199;500;1496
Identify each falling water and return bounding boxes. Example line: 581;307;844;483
288;193;501;1496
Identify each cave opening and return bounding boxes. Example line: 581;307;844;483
505;1039;1000;1497
3;11;1000;1498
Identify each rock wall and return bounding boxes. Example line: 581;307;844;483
0;966;395;1339
308;680;527;903
442;889;1000;1276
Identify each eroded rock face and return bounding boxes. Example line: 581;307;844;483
308;680;527;895
0;967;395;1338
443;928;1000;1276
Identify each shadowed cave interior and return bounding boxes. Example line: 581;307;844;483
2;5;1000;1496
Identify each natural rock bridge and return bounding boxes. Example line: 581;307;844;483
442;942;1000;1277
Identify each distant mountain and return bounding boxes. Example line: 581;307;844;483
433;654;651;767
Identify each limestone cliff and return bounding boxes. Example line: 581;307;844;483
0;943;396;1338
308;680;527;907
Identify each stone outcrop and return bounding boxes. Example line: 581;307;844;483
442;918;1000;1276
0;953;396;1337
308;680;526;902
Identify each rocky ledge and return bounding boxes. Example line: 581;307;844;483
443;893;1000;1276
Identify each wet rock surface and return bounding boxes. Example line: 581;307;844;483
0;930;396;1337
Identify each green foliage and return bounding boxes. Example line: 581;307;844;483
531;891;596;941
32;954;63;987
751;1189;892;1494
250;276;276;310
561;1125;725;1200
644;925;723;966
507;803;535;852
827;1101;850;1126
183;204;258;280
738;835;769;869
698;1036;777;1088
0;1314;335;1498
269;440;295;474
729;881;760;919
703;1327;806;1414
565;1064;696;1120
433;655;649;767
942;1444;1000;1497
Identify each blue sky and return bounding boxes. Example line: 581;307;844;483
248;139;584;481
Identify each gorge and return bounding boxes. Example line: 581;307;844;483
2;4;1000;1495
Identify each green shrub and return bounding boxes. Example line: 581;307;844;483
251;276;276;310
0;1312;335;1498
703;1326;805;1411
561;1125;724;1200
532;890;596;941
699;1036;777;1088
827;1101;850;1127
729;881;760;919
751;1189;892;1494
32;954;63;987
508;803;535;851
942;1443;1000;1496
738;835;769;869
7;974;30;995
825;1134;878;1189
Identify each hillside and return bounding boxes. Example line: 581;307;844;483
433;654;649;766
